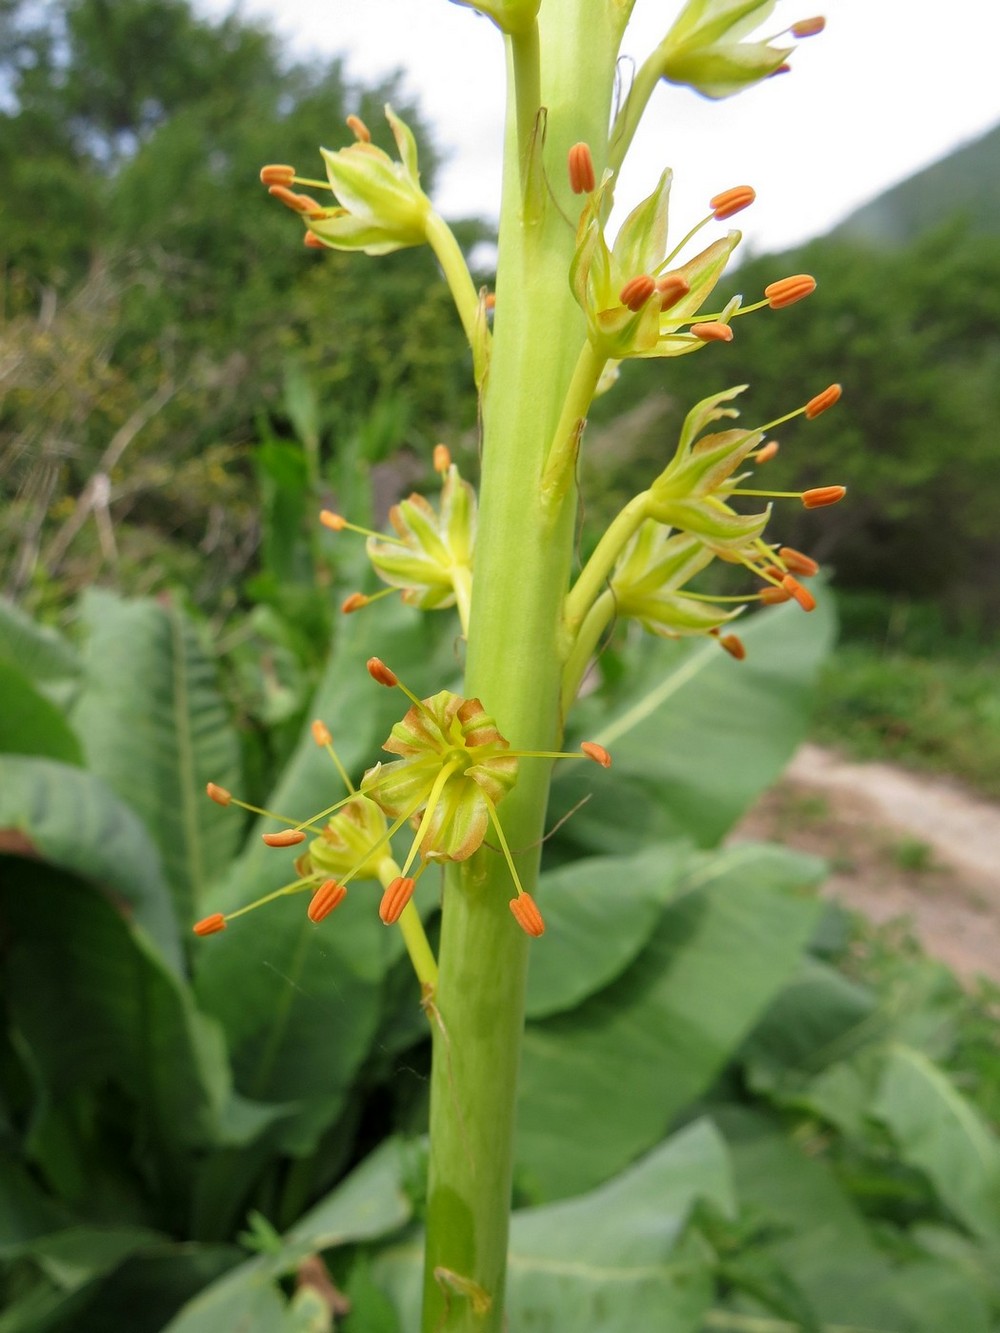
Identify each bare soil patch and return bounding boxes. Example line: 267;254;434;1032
731;744;1000;985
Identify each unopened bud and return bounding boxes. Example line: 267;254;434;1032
311;720;332;747
764;274;816;309
345;113;371;142
193;913;226;936
691;321;734;343
510;892;545;937
379;876;416;924
308;880;348;923
805;383;842;418
802;485;846;509
719;634;746;660
782;574;817;611
367;657;398;687
710;186;756;220
619;275;656;312
206;782;232;806
792;16;826;38
341;592;369;614
260;164;296;187
580;741;612;768
433;443;452;473
320;510;346;531
779;546;820;576
567;142;596;195
262;829;307;847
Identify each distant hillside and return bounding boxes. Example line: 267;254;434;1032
830;121;1000;249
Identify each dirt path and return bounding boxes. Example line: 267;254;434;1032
732;744;1000;985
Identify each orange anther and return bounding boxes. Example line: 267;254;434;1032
311;720;332;747
760;586;793;604
792;16;826;37
262;829;307;847
580;741;612;768
764;274;816;309
691;321;734;343
304;231;326;249
308;880;347;923
656;274;690;309
319;510;346;531
782;574;817;611
709;186;756;220
367;658;399;688
484;292;496;311
192;913;226;937
754;440;779;465
433;443;452;473
619;275;656;312
346;113;371;142
805;383;842;418
260;164;296;187
341;592;369;614
802;485;846;509
379;876;416;924
206;782;232;806
567;142;596;195
267;184;322;215
509;893;545;937
719;634;746;660
779;546;820;576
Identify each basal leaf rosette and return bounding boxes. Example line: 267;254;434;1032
362;691;518;863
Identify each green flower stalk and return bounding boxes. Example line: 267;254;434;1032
221;8;842;1328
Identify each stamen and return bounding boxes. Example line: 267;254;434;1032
619;275;656;312
804;383;842;418
260;164;295;186
656;274;690;309
710;186;756;220
779;546;819;576
754;441;779;464
782;574;817;611
262;829;308;847
346;113;371;142
760;586;793;604
510;893;545;937
308;880;347;923
311;720;332;747
433;443;452;473
304;232;326;249
691;321;734;343
267;184;324;216
319;510;385;540
484;292;496;312
367;657;399;688
580;742;612;768
792;16;826;37
379;876;416;925
206;782;231;806
341;592;370;613
802;485;846;508
567;142;596;195
719;634;746;660
192;913;226;936
764;274;816;309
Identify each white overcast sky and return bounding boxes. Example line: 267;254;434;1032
200;0;1000;255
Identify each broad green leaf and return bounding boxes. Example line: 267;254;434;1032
0;1155;72;1257
0;754;181;971
373;1120;733;1333
526;842;694;1019
2;864;230;1154
163;1139;412;1333
0;598;81;709
70;590;243;927
873;1044;1000;1241
516;844;823;1199
0;661;83;765
554;595;835;851
194;597;457;1154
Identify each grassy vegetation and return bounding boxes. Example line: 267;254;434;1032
811;593;1000;798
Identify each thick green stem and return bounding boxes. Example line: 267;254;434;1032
420;4;622;1328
